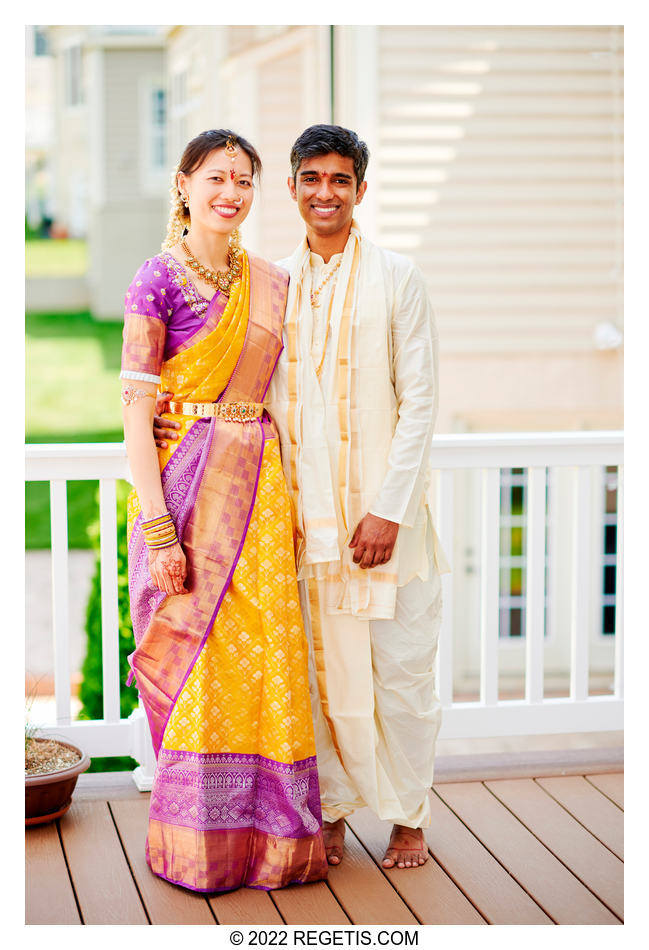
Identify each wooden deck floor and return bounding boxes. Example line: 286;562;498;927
26;759;623;926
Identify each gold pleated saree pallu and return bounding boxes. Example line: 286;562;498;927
124;252;327;892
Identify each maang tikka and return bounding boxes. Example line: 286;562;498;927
225;135;238;180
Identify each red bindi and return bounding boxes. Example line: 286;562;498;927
230;169;235;180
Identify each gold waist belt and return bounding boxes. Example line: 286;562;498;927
168;401;264;422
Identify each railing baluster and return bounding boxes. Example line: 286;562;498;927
570;466;592;701
50;479;71;723
480;468;500;705
435;468;454;706
99;479;121;722
614;464;623;699
525;466;547;704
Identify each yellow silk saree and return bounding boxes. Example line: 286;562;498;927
121;250;327;892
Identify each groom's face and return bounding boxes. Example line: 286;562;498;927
288;153;367;239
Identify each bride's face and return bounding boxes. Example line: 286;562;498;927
178;148;254;238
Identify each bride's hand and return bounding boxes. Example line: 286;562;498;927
148;542;189;595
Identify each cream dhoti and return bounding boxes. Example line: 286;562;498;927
302;553;442;826
266;222;449;827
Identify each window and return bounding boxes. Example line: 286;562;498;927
499;468;550;639
150;86;167;170
63;44;83;107
139;79;168;193
33;27;49;57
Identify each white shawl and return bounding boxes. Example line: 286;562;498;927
266;222;447;620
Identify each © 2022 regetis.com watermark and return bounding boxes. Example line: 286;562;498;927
228;930;419;947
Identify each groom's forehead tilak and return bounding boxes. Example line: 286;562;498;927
294;154;357;182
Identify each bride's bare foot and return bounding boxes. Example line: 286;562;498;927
382;825;428;869
323;818;346;865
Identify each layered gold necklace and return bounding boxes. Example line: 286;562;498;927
181;239;243;296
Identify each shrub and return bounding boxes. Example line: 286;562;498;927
78;481;138;772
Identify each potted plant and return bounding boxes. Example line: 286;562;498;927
25;730;90;825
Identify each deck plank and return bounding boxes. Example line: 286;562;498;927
535;775;624;859
271;882;350;924
486;778;623;919
586;772;624;809
25;822;81;925
109;798;216;925
437;781;619;924
324;824;418;925
346;808;485;925
426;790;552;924
209;887;285;925
59;801;148;924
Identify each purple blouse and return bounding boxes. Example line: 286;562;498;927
122;253;221;369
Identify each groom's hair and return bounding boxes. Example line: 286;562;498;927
290;125;370;188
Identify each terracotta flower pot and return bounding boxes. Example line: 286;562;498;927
25;739;91;826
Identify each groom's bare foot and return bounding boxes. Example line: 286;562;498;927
382;825;428;869
323;818;346;865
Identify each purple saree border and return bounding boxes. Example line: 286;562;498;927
157;420;268;748
127;417;211;656
150;748;323;839
145;869;318;896
158;750;318;770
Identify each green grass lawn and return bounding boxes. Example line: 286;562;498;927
25;239;88;277
26;310;126;549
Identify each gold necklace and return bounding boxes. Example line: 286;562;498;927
181;239;243;296
310;256;342;307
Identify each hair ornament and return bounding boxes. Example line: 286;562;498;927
224;136;238;161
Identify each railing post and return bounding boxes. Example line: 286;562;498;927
570;466;592;701
50;479;71;724
614;465;623;699
99;479;121;722
525;467;547;704
435;469;454;707
480;468;500;705
129;702;156;791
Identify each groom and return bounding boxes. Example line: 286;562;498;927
155;125;445;869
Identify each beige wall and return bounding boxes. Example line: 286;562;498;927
334;25;623;433
438;350;623;434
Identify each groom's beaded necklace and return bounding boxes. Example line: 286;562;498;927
310;255;342;308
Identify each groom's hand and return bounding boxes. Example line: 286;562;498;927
349;513;399;570
153;391;180;448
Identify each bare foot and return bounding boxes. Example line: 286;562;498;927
323;818;346;865
382;825;428;869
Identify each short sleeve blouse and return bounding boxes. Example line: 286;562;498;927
120;254;211;384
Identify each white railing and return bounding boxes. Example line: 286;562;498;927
26;432;623;787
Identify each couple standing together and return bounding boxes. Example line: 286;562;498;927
121;124;447;893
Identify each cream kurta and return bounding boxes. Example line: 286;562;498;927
265;223;446;826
